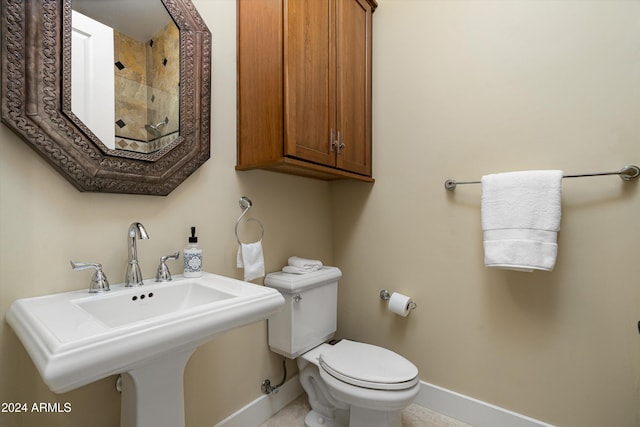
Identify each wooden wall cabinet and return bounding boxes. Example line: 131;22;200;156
237;0;377;182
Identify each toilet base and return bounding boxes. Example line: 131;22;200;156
349;406;402;427
302;404;403;427
304;409;349;427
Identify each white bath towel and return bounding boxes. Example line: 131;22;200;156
481;170;563;272
236;242;265;281
282;256;323;274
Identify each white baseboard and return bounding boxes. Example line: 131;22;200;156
213;375;303;427
213;376;554;427
414;381;556;427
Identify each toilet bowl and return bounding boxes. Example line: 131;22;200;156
302;340;419;427
265;267;419;427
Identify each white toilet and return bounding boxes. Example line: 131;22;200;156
265;267;420;427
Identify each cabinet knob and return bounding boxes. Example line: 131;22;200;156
337;131;345;153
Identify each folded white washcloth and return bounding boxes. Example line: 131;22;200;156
283;256;323;274
288;256;323;269
282;265;319;274
236;242;265;281
481;170;563;272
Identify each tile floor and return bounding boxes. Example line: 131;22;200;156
259;394;473;427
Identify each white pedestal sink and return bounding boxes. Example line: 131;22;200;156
6;272;285;427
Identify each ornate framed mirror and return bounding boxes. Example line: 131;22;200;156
1;0;211;195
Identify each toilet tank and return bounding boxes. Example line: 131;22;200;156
264;267;341;358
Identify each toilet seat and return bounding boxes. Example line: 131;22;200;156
319;340;418;391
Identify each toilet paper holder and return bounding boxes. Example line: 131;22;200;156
380;289;417;311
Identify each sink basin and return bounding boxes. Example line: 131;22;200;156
6;272;284;427
75;282;235;328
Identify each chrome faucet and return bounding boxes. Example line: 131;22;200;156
125;222;150;287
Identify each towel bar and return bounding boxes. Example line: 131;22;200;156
444;164;640;191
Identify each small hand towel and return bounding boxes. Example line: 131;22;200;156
236;242;265;281
282;265;321;274
481;170;562;272
288;256;323;270
283;256;323;274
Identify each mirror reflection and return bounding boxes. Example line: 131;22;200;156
71;0;180;154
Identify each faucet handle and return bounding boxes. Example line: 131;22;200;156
156;252;180;282
70;261;110;293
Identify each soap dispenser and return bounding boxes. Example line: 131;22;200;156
183;226;203;277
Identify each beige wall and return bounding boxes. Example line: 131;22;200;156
0;1;332;426
333;1;640;427
1;1;639;427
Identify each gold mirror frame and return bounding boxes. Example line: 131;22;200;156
1;0;211;196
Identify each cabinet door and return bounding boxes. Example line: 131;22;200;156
284;0;336;166
335;0;373;176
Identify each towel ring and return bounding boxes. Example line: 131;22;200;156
235;196;264;244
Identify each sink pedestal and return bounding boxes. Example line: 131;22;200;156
120;348;196;427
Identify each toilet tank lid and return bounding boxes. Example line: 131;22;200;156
265;266;342;293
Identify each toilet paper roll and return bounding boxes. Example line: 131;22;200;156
388;292;413;317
